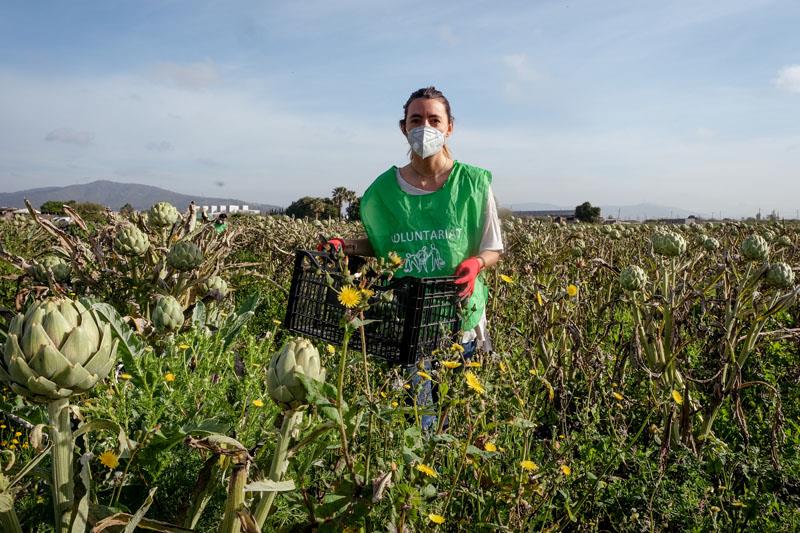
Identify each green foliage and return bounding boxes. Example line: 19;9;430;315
575;201;601;223
285;196;338;220
39;200;76;215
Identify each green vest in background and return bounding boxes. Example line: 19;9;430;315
360;161;491;331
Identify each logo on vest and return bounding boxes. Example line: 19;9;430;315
403;243;445;274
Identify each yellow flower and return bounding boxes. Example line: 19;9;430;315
672;390;683;405
177;343;190;350
428;513;445;524
536;290;544;306
326;344;336;354
164;372;176;382
484;442;497;452
450;343;465;353
561;464;572;476
500;274;514;284
528;368;537;376
612;391;624;401
388;251;403;267
272;319;282;325
415;463;438;478
14;431;21;437
338;286;362;308
465;361;481;368
499;361;507;373
403;383;411;390
252;399;265;407
465;372;486;395
441;361;462;369
119;373;133;380
417;371;432;381
566;284;579;297
360;288;375;299
391;401;399;408
99;450;119;469
520;460;538;471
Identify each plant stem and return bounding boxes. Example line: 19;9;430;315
47;398;73;533
219;459;248;533
253;409;303;528
0;508;23;533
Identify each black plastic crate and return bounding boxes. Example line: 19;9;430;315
283;250;462;366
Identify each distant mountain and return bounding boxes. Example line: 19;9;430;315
0;180;282;213
508;201;706;220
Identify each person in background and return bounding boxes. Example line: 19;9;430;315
326;86;504;429
213;213;228;234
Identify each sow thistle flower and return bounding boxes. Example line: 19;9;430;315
561;464;572;476
671;390;683;405
500;274;514;284
415;463;438;478
338;286;362;308
520;460;538;472
441;361;462;369
252;399;265;407
484;442;498;452
612;391;624;401
428;513;446;524
416;370;432;381
99;450;119;470
465;371;486;395
566;284;579;297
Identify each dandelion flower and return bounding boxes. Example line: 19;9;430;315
338;286;362;308
566;284;579;297
391;401;399;408
99;450;119;469
252;399;265;407
484;442;497;452
272;319;282;325
465;371;486;395
441;361;462;369
326;344;336;354
360;288;375;299
536;291;544;306
520;460;538;471
415;463;438;478
500;274;514;284
465;361;481;368
417;370;432;381
164;372;176;383
177;343;190;350
672;390;683;405
119;373;133;380
561;464;572;476
449;343;465;353
612;391;624;401
428;513;445;524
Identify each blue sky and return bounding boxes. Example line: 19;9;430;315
1;0;798;216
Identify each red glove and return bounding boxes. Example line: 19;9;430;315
316;237;345;253
454;257;483;298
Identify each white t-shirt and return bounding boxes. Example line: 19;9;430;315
395;167;503;351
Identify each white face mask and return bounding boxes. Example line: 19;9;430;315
407;126;445;159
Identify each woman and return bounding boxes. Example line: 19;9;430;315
332;86;503;428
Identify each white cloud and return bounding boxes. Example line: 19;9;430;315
145;140;173;152
147;61;221;90
774;65;800;93
44;128;94;146
501;53;539;82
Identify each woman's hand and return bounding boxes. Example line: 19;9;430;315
454;256;484;297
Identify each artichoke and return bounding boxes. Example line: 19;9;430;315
765;262;795;289
777;235;792;247
201;275;229;298
0;298;117;403
167;241;204;271
31;255;71;284
152;296;184;332
114;225;150;256
702;237;720;252
741;234;769;262
267;337;326;410
652;231;687;257
620;265;647;292
148;202;180;227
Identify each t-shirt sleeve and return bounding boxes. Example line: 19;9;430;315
479;186;504;252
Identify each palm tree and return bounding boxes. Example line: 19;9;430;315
331;187;356;220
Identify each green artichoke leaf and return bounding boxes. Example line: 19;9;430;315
295;373;345;424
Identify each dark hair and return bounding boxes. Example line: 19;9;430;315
399;86;454;158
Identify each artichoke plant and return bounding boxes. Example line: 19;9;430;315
0;298;117;532
267;337;326;410
167;241;204;271
652;231;686;257
114;224;150;256
148;202;180;227
702;236;720;252
201;275;229;298
31;256;71;284
152;295;184;332
741;234;769;262
765;262;795;289
620;265;647;292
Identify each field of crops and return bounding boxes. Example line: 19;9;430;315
1;205;799;532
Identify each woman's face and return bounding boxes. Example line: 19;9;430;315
402;98;453;138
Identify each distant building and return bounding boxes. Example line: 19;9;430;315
201;204;260;216
514;209;576;221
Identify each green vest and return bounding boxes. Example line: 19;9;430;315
360;161;491;330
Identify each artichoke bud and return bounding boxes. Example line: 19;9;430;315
114;225;150;256
148;202;180;227
765;262;795;289
651;231;687;257
741;234;769;262
152;295;184;332
267;337;326;410
201;276;229;298
620;265;648;292
166;242;204;271
31;255;71;284
0;298;117;403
